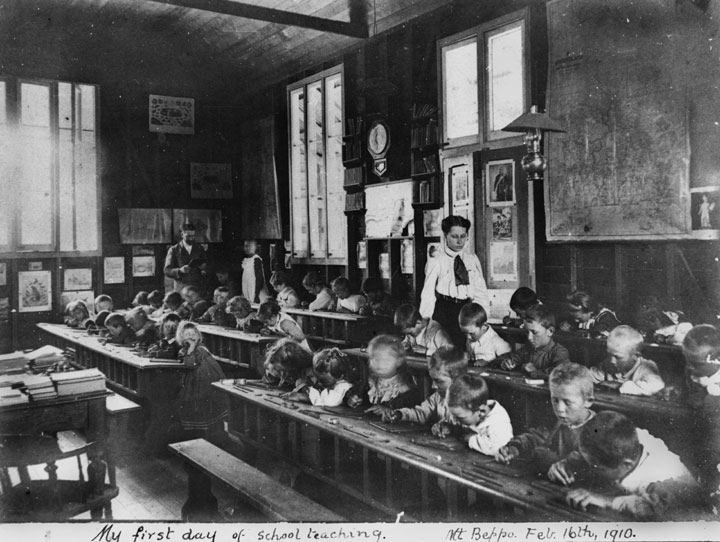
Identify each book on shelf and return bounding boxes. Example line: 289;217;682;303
345;116;363;136
345;191;366;211
411;119;438;148
344;166;364;187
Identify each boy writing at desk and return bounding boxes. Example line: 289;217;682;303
395;303;453;358
458;302;511;366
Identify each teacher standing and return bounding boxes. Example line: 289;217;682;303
419;215;490;347
164;223;208;293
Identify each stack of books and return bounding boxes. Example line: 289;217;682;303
0;351;29;375
24;375;58;401
50;368;105;397
27;345;65;371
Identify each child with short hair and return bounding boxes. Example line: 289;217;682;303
565;410;702;519
225;295;258;331
302;271;335;311
64;300;92;328
590;325;665;396
132;291;148;308
494;304;570;375
163;291;184;314
682;324;720;513
358;277;394;317
262;338;314;389
92;310;111;335
124;306;158;346
94;294;114;314
292;348;361;407
269;271;300;309
257;300;311;351
562;290;621;338
181;285;209;320
331;277;367;314
503;287;540;327
446;374;513;455
495;362;595;482
395;303;453;357
382;346;468;439
103;312;135;345
241;239;270;303
197;286;234;327
363;335;422;416
176;321;229;441
147;312;182;359
146;290;164;317
459;302;511;366
215;266;239;297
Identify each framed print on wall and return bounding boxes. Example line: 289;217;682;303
63;268;92;291
486;159;515;206
149;94;194;134
190;163;233;199
18;270;52;312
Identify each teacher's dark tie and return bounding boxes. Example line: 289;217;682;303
454;255;469;286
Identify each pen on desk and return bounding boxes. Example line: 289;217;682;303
341;425;372;439
395;446;426;460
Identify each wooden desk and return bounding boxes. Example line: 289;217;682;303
281;307;392;347
213;382;617;522
196;324;278;377
37;323;189;402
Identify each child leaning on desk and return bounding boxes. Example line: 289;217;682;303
458;302;511;366
495;362;595;482
262;338;314;389
446;373;513;455
256;300;312;352
493;304;570;376
382;346;467;438
590;325;665;396
358;277;395;317
395;303;453;358
225;295;258;331
147;312;181;360
331;276;367;314
197;286;234;327
561;290;621;339
301;271;335;311
287;348;363;407
103;312;135;345
564;410;704;520
363;334;423;415
63;300;93;328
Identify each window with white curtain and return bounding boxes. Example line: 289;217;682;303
288;66;346;264
0;78;100;254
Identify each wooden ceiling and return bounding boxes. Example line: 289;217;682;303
0;0;452;103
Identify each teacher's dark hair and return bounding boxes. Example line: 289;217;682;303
441;215;471;234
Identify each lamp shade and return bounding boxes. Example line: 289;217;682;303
502;106;565;133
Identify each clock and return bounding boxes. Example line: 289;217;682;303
367;120;390;158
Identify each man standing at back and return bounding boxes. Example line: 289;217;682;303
164;223;208;293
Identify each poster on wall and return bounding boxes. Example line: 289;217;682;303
132;256;156;278
18;270;52;312
104;257;125;284
0;262;6;286
149;94;194;135
492;207;513;241
357;241;367;270
691;186;720;239
60;291;95;313
118;208;172;244
401;240;414;274
486;159;515;206
365;180;414;238
63;268;92;291
173;209;223;243
190;163;233;199
489;242;517;283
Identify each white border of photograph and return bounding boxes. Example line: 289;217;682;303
63;268;92;291
104;257;125;284
486;159;516;206
18;270;52;313
132;256;156;278
489;241;517;282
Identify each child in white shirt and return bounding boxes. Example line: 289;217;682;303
458;302;511;366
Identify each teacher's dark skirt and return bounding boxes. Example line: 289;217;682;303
432;294;470;348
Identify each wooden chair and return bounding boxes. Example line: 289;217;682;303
0;434;118;521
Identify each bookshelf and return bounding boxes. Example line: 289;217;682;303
343;116;366;212
410;104;441;208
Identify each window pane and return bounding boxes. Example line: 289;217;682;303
19;83;52;247
487;22;524;136
79;85;95;131
306;81;327;259
289;88;309;258
443;37;478;141
0;81;8;248
325;74;345;258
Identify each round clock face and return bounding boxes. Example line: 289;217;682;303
368;122;389;157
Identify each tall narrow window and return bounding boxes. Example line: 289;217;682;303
0;78;100;255
288;66;346;264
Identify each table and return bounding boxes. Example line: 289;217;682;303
213;381;618;522
196;324;278;377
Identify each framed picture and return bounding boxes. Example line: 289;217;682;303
118;208;172;244
401;240;414;274
450;163;471;207
365;180;414;238
149;94;194;134
357;241;367;270
104;257;125;285
489;241;517;282
691;187;720;230
486;159;515;205
190;163;233;199
492;207;513;241
18;270;52;312
64;268;92;291
132;256;156;278
173;209;223;243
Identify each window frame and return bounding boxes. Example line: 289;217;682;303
438;8;530;150
287;64;347;266
0;76;101;258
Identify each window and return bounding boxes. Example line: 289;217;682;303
288;66;346;263
439;9;528;148
0;78;99;255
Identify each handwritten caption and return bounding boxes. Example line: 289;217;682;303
85;522;644;542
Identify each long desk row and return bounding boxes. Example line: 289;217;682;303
196;324;278;376
214;381;619;522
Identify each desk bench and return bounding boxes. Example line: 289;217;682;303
281;308;391;348
196;324;278;377
169;438;344;522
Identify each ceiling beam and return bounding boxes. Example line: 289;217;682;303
147;0;368;38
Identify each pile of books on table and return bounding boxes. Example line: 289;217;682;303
50;368;105;397
0;351;29;375
27;345;66;371
23;375;58;401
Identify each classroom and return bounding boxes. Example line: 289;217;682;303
0;0;719;528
